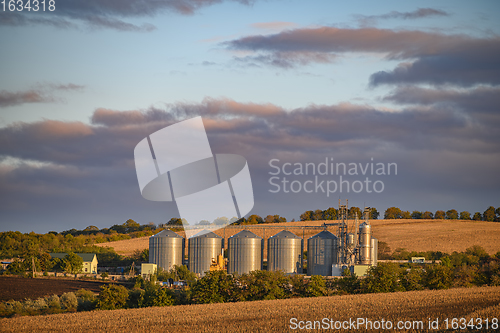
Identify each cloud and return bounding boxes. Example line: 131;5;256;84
1;94;499;232
0;90;53;108
224;27;500;86
0;84;85;108
356;8;449;26
0;0;256;31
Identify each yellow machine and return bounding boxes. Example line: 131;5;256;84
209;254;226;271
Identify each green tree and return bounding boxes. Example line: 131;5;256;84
63;252;83;274
421;211;434;219
336;270;362;294
97;284;129;310
401;268;424;291
362;263;404;293
300;211;313;221
472;212;482;221
424;264;452;289
401;211;411;219
435;210;446;219
191;270;236;304
483;206;496;222
348;207;362;219
411;211;422;219
312;209;324;220
446;209;458;220
384;207;402;219
306;275;327;297
323;207;337;220
496;207;500;221
238;270;291;301
246;215;263;224
460;211;471;220
369;208;380;219
213;217;229;225
167;218;183;226
123;219;141;233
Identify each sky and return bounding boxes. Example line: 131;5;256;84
0;0;499;233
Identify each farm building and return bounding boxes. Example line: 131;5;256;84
49;253;98;274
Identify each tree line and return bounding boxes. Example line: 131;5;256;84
383;206;500;221
2;245;499;318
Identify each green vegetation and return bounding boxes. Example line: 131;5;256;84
1;245;499;318
0;219;156;260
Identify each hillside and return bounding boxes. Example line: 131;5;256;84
95;219;500;257
2;286;499;332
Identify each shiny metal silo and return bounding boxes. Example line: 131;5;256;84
227;230;263;274
371;237;378;266
267;230;303;274
358;222;372;265
307;230;338;276
188;230;223;276
149;229;185;271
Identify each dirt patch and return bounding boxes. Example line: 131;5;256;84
0;276;129;302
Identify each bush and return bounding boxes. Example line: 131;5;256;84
191;270;237;304
362;263;404;293
237;270;291;301
424;264;453;290
45;294;61;312
60;292;78;311
75;289;96;311
97;284;129;310
306;275;327;297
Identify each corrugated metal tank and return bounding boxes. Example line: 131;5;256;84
307;230;338;276
188;230;223;276
227;230;263;274
359;222;372;265
371;237;378;266
149;229;185;271
267;230;303;274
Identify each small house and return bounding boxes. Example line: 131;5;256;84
49;253;98;274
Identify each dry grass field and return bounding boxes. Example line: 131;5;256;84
96;219;500;257
1;286;499;332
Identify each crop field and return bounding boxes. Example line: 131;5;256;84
0;276;126;302
1;286;499;332
96;219;500;257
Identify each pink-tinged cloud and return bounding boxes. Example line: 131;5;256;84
0;84;85;108
0;0;258;31
0;90;53;107
224;27;500;86
356;8;449;27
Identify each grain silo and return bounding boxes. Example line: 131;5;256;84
188;230;223;276
307;230;338;276
267;230;303;274
149;229;185;271
227;230;263;274
358;222;372;265
371;237;378;266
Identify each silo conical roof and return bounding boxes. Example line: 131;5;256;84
229;229;262;239
309;230;337;239
151;229;183;238
270;230;301;239
191;230;222;238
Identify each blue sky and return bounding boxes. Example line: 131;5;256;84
0;0;499;232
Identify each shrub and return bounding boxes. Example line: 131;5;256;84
191;270;237;304
306;275;327;297
60;292;78;311
362;263;404;293
97;284;129;310
75;289;96;311
45;294;61;312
